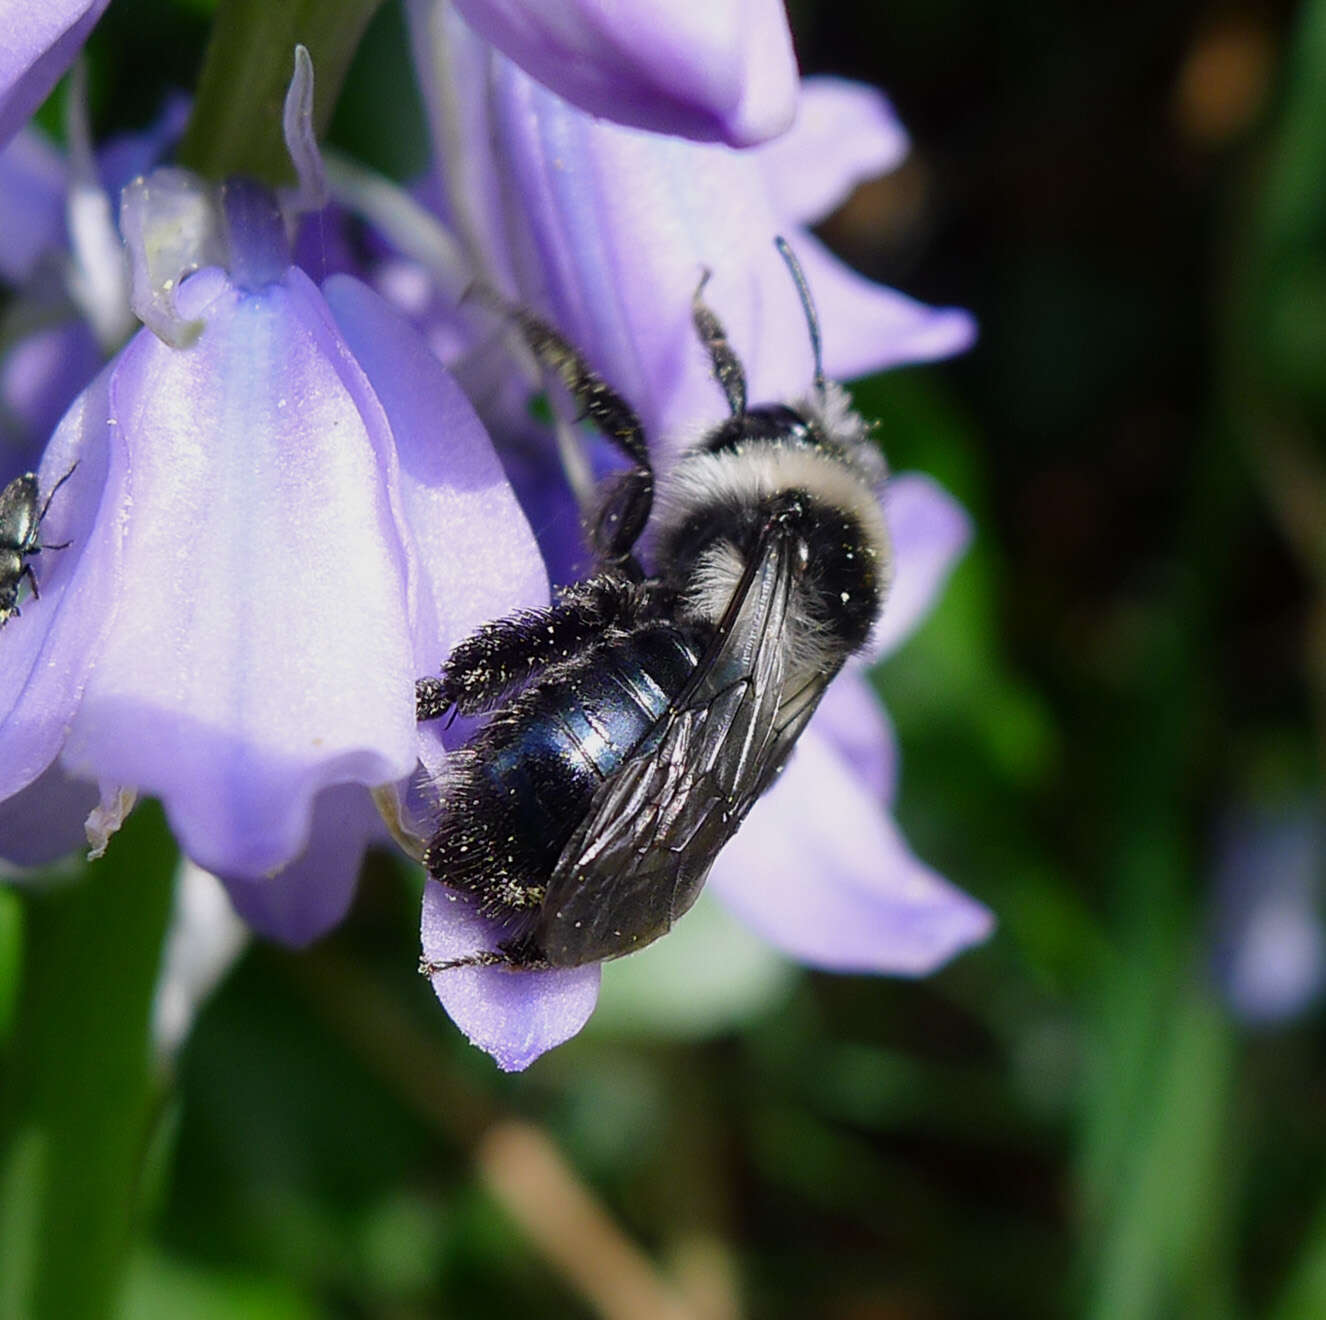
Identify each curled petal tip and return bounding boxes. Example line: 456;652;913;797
120;169;222;346
85;783;136;859
421;882;599;1070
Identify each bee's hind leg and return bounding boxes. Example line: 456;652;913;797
418;943;551;974
415;572;654;722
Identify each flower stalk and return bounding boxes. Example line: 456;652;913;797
177;0;385;185
0;805;176;1320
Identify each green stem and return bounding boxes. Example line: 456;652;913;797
0;804;177;1320
178;0;386;186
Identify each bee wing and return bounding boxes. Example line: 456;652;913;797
534;528;832;966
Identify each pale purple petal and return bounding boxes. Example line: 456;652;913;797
760;77;910;227
0;362;126;800
710;732;993;973
870;473;973;661
0;126;65;282
58;266;419;877
447;0;797;146
810;669;898;806
0;0;110;148
791;232;977;381
2;320;100;480
421;879;600;1070
322;274;549;669
498;420;594;588
222;783;390;946
0;759;96;868
469;55;974;458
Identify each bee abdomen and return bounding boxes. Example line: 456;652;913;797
425;626;703;912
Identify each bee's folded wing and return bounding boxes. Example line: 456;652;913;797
537;528;831;965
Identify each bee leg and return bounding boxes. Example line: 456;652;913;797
417;948;551;974
504;307;654;567
20;563;38;602
418;950;511;973
692;268;747;418
591;467;653;570
416;573;653;721
414;676;453;723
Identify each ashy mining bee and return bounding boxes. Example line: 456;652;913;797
417;240;891;971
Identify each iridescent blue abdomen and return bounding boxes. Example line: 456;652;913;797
429;624;705;892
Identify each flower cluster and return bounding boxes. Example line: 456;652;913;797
0;0;992;1068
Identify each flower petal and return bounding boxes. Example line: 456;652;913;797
2;321;101;481
421;879;600;1070
222;783;389;947
0;363;126;800
321;274;549;669
0;758;96;869
709;731;993;973
790;232;977;381
760;77;910;228
0;126;65;282
871;472;972;661
809;669;898;807
466;53;974;456
446;0;797;146
59;267;419;877
0;0;110;148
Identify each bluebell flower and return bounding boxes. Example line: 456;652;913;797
0;65;547;944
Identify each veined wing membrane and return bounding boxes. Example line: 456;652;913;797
534;523;827;965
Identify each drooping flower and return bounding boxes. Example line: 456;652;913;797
395;23;991;1068
406;6;973;452
413;0;798;148
0;62;548;945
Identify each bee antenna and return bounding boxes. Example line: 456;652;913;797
774;236;826;406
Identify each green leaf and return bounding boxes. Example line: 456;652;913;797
121;1248;315;1320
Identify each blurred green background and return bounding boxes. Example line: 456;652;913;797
3;0;1325;1316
